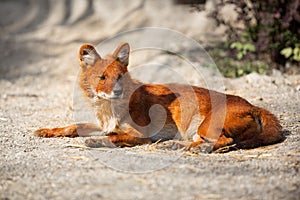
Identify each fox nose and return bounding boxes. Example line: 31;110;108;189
113;88;123;96
113;82;123;96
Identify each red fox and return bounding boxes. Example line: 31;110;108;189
35;42;283;152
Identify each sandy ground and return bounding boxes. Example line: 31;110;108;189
0;1;299;199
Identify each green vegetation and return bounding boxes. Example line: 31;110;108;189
280;45;300;62
230;42;255;60
207;46;270;78
199;0;300;77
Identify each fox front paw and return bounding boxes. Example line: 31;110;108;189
85;137;115;148
187;142;214;154
35;128;56;137
156;140;189;150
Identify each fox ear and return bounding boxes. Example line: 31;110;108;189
113;42;130;66
78;44;101;68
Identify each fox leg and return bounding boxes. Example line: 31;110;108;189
188;109;226;150
212;135;234;150
35;123;101;138
85;132;152;148
188;106;237;152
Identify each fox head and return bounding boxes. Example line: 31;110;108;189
78;42;130;100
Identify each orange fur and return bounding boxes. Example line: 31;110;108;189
35;42;283;152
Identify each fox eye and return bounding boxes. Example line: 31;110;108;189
98;75;106;80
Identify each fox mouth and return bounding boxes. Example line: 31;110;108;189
109;94;122;99
97;92;123;100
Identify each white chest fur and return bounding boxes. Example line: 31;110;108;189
94;99;119;133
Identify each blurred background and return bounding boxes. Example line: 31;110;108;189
1;0;299;81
